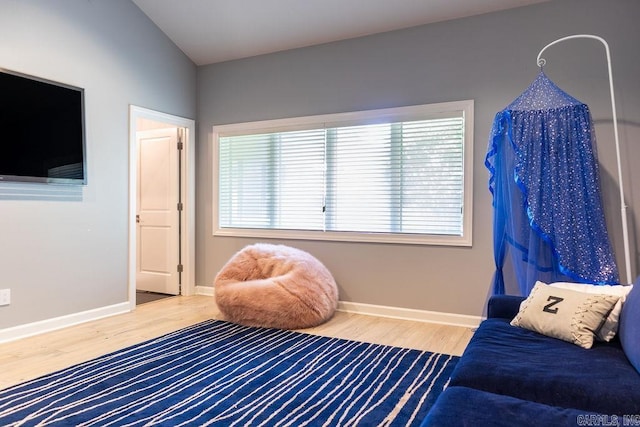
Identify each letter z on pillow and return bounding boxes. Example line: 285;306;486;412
511;282;620;349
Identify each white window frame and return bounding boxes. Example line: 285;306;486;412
212;100;474;246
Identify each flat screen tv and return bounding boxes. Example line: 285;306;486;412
0;68;86;185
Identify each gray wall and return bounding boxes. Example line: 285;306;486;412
0;0;196;328
196;0;640;317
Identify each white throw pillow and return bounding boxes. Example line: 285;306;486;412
511;282;620;349
549;281;633;341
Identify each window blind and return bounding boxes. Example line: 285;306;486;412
218;116;465;237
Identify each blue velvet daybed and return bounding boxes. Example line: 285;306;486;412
422;278;640;426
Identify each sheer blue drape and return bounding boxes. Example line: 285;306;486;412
486;72;619;296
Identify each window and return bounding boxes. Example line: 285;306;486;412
214;100;473;246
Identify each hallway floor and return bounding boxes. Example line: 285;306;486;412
136;290;174;305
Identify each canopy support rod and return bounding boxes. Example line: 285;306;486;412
536;34;631;284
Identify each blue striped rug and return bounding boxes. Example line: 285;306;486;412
0;320;458;426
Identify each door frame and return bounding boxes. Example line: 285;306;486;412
128;105;196;310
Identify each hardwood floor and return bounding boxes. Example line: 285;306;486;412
0;295;474;390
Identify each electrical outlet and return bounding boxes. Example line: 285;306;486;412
0;289;10;306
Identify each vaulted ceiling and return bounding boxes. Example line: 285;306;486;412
133;0;550;65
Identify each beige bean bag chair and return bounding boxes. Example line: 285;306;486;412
214;243;339;329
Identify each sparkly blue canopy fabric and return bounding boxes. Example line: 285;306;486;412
486;72;619;296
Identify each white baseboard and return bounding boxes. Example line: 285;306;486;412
338;301;483;328
0;302;131;344
195;285;215;296
194;285;481;328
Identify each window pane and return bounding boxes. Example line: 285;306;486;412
276;130;325;230
218;130;325;230
328;124;393;233
401;118;464;235
219;134;272;228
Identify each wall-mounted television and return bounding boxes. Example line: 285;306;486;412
0;68;86;185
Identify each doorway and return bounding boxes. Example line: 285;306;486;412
128;106;195;309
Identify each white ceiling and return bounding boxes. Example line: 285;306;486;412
133;0;549;66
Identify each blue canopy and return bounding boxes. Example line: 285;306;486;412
486;72;619;296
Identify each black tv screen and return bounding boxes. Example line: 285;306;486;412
0;68;86;185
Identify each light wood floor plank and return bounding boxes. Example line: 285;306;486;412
0;295;474;390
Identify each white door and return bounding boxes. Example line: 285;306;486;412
136;128;181;295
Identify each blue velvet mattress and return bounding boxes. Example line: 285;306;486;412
448;318;640;415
